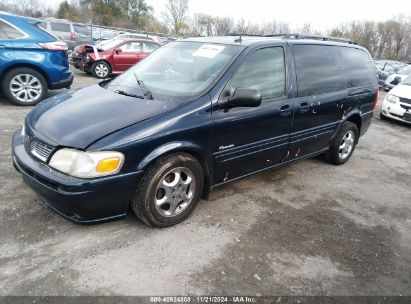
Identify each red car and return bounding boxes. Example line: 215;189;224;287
70;38;161;78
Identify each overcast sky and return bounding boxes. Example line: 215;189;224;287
47;0;411;31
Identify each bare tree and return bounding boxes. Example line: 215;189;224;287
190;14;214;36
260;20;290;35
162;0;189;34
214;17;234;35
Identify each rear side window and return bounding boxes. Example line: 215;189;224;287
73;25;90;35
0;27;7;39
293;45;345;96
142;42;159;53
50;22;71;32
119;41;141;52
231;47;286;100
0;20;25;39
340;47;375;87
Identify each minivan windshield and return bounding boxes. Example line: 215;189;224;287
398;65;411;75
104;41;244;102
402;74;411;86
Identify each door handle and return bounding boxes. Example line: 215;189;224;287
0;45;6;49
298;102;310;113
279;104;292;116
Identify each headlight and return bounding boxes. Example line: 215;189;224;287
49;148;124;178
386;94;399;104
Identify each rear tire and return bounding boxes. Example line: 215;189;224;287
2;68;47;106
91;61;111;79
131;153;204;228
325;121;358;165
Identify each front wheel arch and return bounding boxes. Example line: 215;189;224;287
136;143;213;199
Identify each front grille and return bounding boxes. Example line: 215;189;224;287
400;104;411;111
400;97;411;105
31;141;54;162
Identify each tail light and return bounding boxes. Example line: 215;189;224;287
39;41;68;51
70;31;76;41
373;86;379;109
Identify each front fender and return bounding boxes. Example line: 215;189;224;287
136;141;210;171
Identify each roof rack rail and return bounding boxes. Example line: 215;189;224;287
265;33;357;44
224;33;357;45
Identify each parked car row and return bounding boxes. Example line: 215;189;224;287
373;59;411;91
0;12;166;105
374;60;406;85
381;74;411;124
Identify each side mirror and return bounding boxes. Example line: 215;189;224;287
393;76;402;85
114;48;122;54
219;88;262;108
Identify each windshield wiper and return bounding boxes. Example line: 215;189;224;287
134;72;153;100
114;90;145;99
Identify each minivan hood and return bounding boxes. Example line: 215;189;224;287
27;84;181;149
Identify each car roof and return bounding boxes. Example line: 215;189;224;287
183;35;366;50
0;11;39;25
115;38;161;45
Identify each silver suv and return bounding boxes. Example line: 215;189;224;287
39;18;91;50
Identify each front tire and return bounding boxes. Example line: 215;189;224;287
2;68;47;106
325;121;358;165
132;153;204;228
91;61;111;79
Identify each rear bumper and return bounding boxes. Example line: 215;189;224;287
49;72;74;90
360;110;374;136
12;130;142;224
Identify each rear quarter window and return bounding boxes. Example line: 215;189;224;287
0;20;25;39
73;25;90;35
293;44;345;97
50;22;71;32
340;47;376;87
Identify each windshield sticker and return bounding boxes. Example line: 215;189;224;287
193;44;225;58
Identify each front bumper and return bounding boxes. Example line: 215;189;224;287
381;100;411;124
69;53;92;72
12;131;142;224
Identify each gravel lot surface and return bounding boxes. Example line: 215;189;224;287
0;69;410;296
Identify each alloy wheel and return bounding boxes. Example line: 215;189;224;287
95;63;109;78
339;130;355;160
9;74;43;103
154;167;196;217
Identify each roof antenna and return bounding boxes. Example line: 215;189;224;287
234;35;242;43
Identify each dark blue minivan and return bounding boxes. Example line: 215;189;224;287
12;35;378;227
0;12;73;105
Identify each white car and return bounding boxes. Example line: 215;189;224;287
381;74;411;124
384;65;411;91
